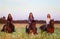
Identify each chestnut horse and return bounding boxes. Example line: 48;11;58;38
39;19;54;33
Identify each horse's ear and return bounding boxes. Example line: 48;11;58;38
51;19;54;21
49;19;54;26
50;19;54;23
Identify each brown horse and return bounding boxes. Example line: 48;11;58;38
1;22;15;33
39;19;54;33
47;19;54;33
26;20;37;34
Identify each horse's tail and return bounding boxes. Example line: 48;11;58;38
39;25;47;32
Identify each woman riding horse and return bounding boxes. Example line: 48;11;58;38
26;20;37;34
39;19;54;33
1;14;15;33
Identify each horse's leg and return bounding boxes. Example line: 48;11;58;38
34;28;38;34
12;24;15;32
26;26;29;34
41;30;44;35
1;25;6;31
35;28;38;34
26;26;27;33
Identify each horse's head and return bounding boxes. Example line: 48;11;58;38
49;19;54;27
47;19;54;33
31;20;36;27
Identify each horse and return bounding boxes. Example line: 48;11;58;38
1;22;15;33
26;20;37;34
39;19;54;33
26;25;37;34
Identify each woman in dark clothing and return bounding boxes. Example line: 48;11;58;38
7;14;12;23
1;14;15;33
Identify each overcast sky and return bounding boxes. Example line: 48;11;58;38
0;0;60;20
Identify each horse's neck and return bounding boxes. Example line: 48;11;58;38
49;24;54;27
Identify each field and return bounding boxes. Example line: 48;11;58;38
0;23;60;39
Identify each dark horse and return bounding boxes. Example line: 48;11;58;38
1;22;15;33
26;20;37;34
39;19;54;33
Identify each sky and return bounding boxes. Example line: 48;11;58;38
0;0;60;20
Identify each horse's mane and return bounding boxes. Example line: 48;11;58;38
49;19;54;27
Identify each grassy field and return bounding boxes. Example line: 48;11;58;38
0;23;60;39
